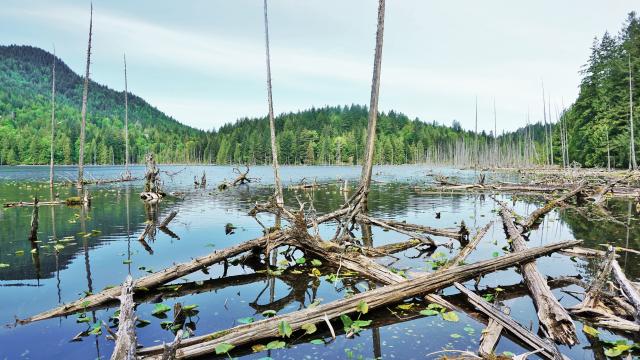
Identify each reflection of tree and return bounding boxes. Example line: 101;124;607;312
558;199;640;279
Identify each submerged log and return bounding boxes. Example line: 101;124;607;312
137;239;580;358
357;214;435;246
18;232;282;324
454;283;563;360
497;203;578;345
159;210;178;228
110;276;137;360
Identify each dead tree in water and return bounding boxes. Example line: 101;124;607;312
629;54;637;170
49;48;56;188
141;153;162;201
263;0;283;206
77;4;93;189
110;276;137;360
123;53;131;179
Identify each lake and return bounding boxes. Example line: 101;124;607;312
0;165;638;359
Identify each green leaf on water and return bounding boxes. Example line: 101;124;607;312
450;333;462;338
76;315;91;323
88;323;102;335
266;340;286;350
262;310;277;318
441;311;459;322
419;309;439;316
397;303;414;310
356;300;369;314
54;243;65;252
122;259;132;264
214;343;235;354
301;323;317;335
604;347;623;357
0;263;9;268
352;320;372;328
310;259;322;266
582;324;600;337
151;303;171;316
340;314;353;330
15;250;24;256
295;257;306;264
491;251;500;258
237;317;254;324
277;320;292;338
182;304;198;311
310;339;325;345
136;319;151;328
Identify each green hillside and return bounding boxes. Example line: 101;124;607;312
0;44;549;167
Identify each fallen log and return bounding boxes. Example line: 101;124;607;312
357;214;435;246
478;317;504;358
571;248;615;312
453;283;563;360
521;182;584;231
380;218;466;240
497;203;578;345
136;239;581;359
18;232;282;324
591;173;633;205
611;258;640;323
441;221;493;270
110;276;137;360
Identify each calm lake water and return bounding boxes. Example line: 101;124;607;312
0;165;638;360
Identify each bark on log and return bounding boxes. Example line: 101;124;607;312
366;217;463;240
161;330;183;360
478;318;503;358
29;197;39;241
498;204;578;345
611;258;640;323
357;214;435;246
441;221;493;270
521;182;584;231
18;232;282;324
110;276;137;360
572;248;615;311
159;210;178;228
136;239;580;359
454;282;563;360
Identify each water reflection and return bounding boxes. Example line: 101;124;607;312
0;165;638;359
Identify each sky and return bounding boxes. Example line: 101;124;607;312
1;0;638;132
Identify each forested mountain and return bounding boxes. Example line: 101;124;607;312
0;44;549;167
560;12;640;168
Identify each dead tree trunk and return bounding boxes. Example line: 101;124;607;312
359;0;386;198
29;197;39;241
110;276;137;360
629;54;637;170
124;53;130;179
49;48;56;188
612;257;640;322
497;203;578;345
77;4;93;189
262;0;283;206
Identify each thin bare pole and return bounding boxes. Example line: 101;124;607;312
123;53;130;178
548;95;553;166
360;0;386;194
263;0;283;206
493;98;498;167
49;47;56;188
629;54;637;170
77;3;93;188
474;96;478;168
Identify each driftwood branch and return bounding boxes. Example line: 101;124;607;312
136;240;580;358
110;276;137;360
497;201;578;345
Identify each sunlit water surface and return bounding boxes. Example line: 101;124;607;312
0;165;638;360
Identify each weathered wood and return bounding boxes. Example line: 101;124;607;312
110;276;137;360
591;174;632;204
572;248;615;311
49;48;56;188
137;240;580;358
371;217;464;240
18;232;281;323
497;203;578;345
611;258;640;323
442;221;493;270
454;283;563;360
521;182;584;230
361;239;422;257
571;307;640;333
159;210;178;228
357;214;435;246
28;197;39;241
77;4;92;189
478;318;503;358
161;330;183;360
